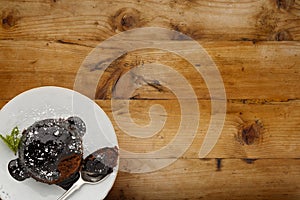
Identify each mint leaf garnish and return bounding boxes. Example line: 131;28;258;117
0;126;21;155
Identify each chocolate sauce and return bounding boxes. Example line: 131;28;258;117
7;117;119;191
81;147;118;181
56;172;80;190
8;117;86;185
8;158;30;181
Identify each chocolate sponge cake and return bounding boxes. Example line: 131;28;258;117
8;116;86;186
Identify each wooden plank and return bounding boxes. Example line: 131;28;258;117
0;40;299;100
96;99;300;159
0;0;300;41
106;158;300;200
94;41;300;101
1;99;299;158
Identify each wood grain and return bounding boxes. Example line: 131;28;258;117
0;40;299;100
95;99;300;159
0;0;300;41
0;0;299;199
106;158;300;200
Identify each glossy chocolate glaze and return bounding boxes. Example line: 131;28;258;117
8;116;86;186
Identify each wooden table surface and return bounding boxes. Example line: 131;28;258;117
0;0;300;199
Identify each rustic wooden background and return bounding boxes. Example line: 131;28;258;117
0;0;300;199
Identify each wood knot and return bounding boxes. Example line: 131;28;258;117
276;0;295;11
237;120;263;145
1;8;20;29
270;30;293;41
111;8;142;32
255;7;279;34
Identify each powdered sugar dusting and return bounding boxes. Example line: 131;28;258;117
0;185;11;200
7;104;72;133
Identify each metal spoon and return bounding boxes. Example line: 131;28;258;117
57;171;110;200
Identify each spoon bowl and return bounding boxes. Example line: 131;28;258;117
57;147;118;200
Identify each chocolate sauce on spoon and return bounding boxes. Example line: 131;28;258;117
81;146;118;181
57;146;119;200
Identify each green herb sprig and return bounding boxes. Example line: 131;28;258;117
0;127;21;155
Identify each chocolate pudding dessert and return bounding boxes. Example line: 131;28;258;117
8;116;86;189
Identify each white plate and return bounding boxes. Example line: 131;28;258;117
0;86;119;200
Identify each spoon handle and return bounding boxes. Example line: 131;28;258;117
57;178;85;200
